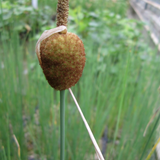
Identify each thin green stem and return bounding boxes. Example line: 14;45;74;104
140;113;160;160
60;90;65;160
2;146;7;160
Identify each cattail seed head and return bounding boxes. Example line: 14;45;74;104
38;31;86;90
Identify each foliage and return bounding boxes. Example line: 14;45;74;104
0;0;52;40
0;1;160;160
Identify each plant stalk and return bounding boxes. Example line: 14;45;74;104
57;0;68;159
140;113;160;160
60;90;65;160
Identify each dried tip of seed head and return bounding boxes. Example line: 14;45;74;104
56;0;69;27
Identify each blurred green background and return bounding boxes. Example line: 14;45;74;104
0;0;160;160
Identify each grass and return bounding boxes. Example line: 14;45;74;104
0;0;160;160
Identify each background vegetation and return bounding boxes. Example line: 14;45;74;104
0;0;160;160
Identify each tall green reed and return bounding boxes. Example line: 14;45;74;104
1;0;160;160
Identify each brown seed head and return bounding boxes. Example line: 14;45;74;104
40;32;86;90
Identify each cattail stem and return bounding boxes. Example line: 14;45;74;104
56;0;69;27
60;90;65;160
